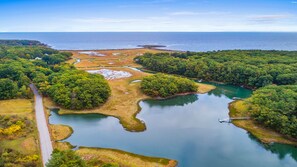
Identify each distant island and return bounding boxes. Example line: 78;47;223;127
138;44;166;49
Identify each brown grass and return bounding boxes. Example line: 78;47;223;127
76;147;177;167
196;83;216;94
0;99;33;114
229;100;297;145
54;141;74;151
49;124;73;141
67;49;169;69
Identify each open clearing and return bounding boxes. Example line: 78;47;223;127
0;99;33;114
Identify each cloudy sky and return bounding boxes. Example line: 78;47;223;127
0;0;297;32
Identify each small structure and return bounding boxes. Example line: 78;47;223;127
218;117;251;123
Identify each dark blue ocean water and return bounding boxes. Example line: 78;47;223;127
0;32;297;51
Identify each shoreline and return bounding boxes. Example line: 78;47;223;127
229;100;297;146
60;46;184;53
46;83;215;133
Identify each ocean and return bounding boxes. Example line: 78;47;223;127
0;32;297;51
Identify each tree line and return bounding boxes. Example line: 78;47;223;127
0;40;110;110
136;50;297;88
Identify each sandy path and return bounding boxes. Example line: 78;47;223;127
30;84;53;166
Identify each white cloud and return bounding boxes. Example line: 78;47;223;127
72;18;144;23
169;11;229;16
248;14;294;23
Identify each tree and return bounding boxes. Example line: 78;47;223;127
46;150;87;167
0;79;18;100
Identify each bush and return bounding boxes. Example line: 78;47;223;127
46;150;86;167
141;73;197;97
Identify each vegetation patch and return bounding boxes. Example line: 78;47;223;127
196;83;216;94
229;100;297;145
46;150;87;167
47;69;111;110
50;124;73;141
0;99;33;114
248;85;297;139
76;147;177;167
54;141;74;151
0;114;40;166
141;73;198;98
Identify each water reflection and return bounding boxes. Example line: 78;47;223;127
204;82;252;99
145;94;199;107
248;133;297;162
49;83;297;167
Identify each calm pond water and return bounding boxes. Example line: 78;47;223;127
49;84;297;167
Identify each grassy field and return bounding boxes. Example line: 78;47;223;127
229;100;297;145
0;99;41;166
76;147;177;167
0;99;33;114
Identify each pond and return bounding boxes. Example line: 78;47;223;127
49;84;297;167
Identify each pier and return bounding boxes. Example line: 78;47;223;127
218;117;251;123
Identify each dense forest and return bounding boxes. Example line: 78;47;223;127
136;50;297;88
0;40;110;109
249;85;297;138
141;73;197;97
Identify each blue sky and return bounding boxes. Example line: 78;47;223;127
0;0;297;32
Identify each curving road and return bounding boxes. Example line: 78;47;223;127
30;84;53;166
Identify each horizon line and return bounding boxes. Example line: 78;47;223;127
1;31;297;33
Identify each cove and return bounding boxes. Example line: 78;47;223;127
49;84;297;167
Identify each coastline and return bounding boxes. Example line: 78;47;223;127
60;45;184;53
